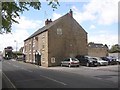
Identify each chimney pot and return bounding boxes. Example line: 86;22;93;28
69;9;73;17
45;19;52;25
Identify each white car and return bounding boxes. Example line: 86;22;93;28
116;57;120;64
0;55;3;61
91;57;108;66
61;57;80;67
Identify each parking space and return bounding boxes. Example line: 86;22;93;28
49;65;119;83
49;65;119;71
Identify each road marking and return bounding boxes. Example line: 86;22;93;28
7;62;11;65
6;61;33;73
2;72;16;89
15;79;43;83
39;75;67;85
21;67;33;73
11;59;16;61
13;65;19;68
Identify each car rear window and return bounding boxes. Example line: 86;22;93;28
71;58;78;61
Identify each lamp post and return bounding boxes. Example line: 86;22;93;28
14;40;17;52
14;40;18;60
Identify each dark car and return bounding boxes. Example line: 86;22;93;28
75;55;98;67
100;56;117;65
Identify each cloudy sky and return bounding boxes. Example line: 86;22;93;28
0;0;119;51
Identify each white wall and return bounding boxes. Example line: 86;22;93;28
108;53;120;58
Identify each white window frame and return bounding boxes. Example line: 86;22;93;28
57;28;62;35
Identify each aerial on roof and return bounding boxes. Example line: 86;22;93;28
24;10;87;41
24;13;69;41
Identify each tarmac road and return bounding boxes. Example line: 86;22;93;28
2;59;119;89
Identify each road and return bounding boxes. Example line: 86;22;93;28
2;59;119;89
0;61;2;90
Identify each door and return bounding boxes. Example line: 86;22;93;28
35;54;41;66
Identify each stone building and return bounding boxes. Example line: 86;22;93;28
88;42;108;57
24;10;88;67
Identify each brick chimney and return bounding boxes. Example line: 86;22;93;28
45;19;52;25
69;9;73;17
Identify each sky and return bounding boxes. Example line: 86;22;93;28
0;0;119;51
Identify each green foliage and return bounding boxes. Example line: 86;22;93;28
48;0;60;10
109;44;120;53
1;0;60;34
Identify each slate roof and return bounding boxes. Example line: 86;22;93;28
24;12;87;41
88;43;108;48
24;14;68;41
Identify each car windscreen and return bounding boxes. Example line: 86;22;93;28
89;58;97;61
71;58;79;61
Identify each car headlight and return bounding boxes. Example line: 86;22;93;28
89;60;92;63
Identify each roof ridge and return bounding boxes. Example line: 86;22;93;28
24;13;68;41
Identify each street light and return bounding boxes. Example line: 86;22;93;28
14;40;17;53
14;40;18;60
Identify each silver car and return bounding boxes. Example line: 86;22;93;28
61;57;80;67
92;57;108;66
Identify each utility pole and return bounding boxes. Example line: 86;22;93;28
14;40;18;60
14;40;17;52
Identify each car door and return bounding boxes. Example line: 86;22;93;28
62;59;66;66
63;58;69;66
83;57;88;65
66;58;70;66
76;55;83;65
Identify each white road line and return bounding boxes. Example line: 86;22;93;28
2;72;16;89
6;61;33;73
15;79;43;83
7;62;11;65
39;75;67;85
13;65;19;68
21;67;33;73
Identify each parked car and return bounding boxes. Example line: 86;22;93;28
61;57;80;67
16;55;24;61
116;57;120;64
92;57;108;66
101;56;117;65
100;57;111;65
75;55;98;67
0;55;2;61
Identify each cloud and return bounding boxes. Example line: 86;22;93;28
71;0;118;46
0;16;43;51
13;16;43;31
0;13;63;51
88;30;118;46
89;25;96;29
52;13;62;20
72;0;118;25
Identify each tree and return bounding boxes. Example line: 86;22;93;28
109;44;120;53
1;0;60;34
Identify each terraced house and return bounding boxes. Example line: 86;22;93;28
24;10;88;67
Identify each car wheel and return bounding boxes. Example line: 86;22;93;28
86;63;89;67
98;63;101;66
68;64;71;68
